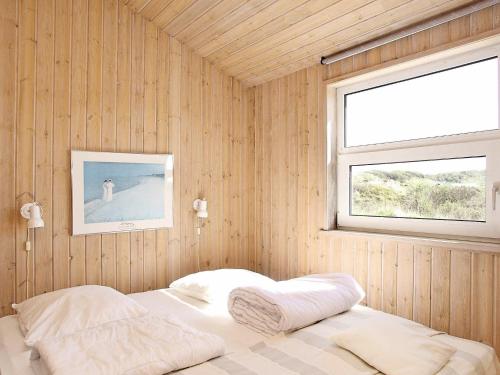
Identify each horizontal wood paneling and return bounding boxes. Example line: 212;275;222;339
0;0;254;316
124;0;478;85
253;4;500;355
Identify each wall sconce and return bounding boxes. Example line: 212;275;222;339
193;198;208;235
20;202;44;298
21;202;45;229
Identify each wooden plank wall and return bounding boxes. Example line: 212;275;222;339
252;4;500;355
0;0;254;317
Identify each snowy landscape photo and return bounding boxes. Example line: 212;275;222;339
71;151;173;235
84;162;165;224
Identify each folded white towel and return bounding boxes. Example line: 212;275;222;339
331;316;456;375
228;273;365;335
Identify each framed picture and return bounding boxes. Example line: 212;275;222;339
71;151;173;235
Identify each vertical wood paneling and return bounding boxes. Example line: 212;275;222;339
34;0;55;296
143;21;158;289
413;246;431;326
115;2;131;294
286;74;298;277
396;243;414;320
354;239;368;305
16;0;37;302
143;20;158;291
382;241;398;315
85;0;103;286
130;13;145;293
0;0;17;316
190;51;202;274
471;252;494;346
277;76;287;280
52;0;72;292
101;0;118;289
269;79;279;279
247;86;256;271
214;66;225;271
167;36;181;285
367;240;382;310
200;59;212;270
450;250;471;339
180;45;193;276
431;248;451;332
69;0;88;288
306;66;319;275
155;31;169;288
297;69;308;277
1;0;254;313
221;74;231;268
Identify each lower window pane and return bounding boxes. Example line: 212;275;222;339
350;157;486;222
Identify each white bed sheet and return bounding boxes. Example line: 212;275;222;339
0;288;498;375
0;289;264;375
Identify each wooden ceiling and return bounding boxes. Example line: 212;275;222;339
123;0;478;86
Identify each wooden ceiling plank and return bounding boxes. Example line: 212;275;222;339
224;0;410;76
251;0;476;84
153;0;197;29
239;0;475;84
230;0;473;79
211;0;375;68
207;0;351;65
163;0;225;37
240;11;438;83
139;0;177;21
196;0;310;57
122;0;483;85
186;0;277;52
125;0;151;13
174;0;251;43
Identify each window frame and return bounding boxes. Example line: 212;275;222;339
334;42;500;239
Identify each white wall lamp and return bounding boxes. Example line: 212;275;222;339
193;198;208;235
20;202;44;298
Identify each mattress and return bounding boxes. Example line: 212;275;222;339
0;288;498;375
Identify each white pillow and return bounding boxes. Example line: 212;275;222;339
13;285;148;346
331;317;456;375
169;269;276;303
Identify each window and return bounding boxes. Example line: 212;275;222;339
344;58;498;147
350;157;486;222
334;43;500;239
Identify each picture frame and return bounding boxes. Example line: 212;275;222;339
71;150;173;235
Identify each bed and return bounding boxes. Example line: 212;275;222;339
0;288;498;375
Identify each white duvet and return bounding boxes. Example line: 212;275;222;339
228;273;365;335
32;313;225;375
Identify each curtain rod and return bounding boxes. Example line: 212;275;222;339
320;0;499;65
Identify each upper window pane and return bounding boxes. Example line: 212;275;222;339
344;58;499;147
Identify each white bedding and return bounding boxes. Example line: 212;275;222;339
33;313;224;375
178;308;499;375
0;289;263;375
228;273;365;335
0;288;498;375
331;316;457;375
